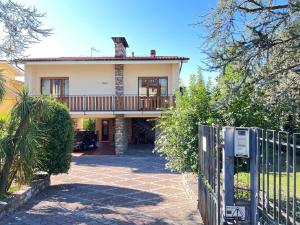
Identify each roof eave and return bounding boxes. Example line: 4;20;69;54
22;59;189;65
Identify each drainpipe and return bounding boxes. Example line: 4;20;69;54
179;60;183;74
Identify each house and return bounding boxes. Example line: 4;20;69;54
0;61;23;114
21;37;189;154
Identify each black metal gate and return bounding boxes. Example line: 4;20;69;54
198;125;222;225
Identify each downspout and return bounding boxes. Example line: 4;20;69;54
179;60;183;74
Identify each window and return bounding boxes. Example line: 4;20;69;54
138;77;168;97
41;78;69;96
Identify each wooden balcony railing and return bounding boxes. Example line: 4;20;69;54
52;95;175;112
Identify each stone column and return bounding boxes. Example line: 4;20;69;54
115;116;128;155
114;64;128;154
115;64;124;95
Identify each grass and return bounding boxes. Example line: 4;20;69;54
234;154;300;223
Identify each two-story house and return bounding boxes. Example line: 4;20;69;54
21;37;189;154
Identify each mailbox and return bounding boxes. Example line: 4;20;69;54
234;128;250;158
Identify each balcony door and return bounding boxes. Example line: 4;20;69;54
138;77;168;109
41;77;69;104
41;78;69;96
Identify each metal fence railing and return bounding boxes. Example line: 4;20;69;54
198;125;300;225
198;125;222;225
257;130;300;224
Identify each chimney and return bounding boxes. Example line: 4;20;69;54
112;37;129;58
150;49;156;57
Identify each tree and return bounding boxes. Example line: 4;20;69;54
0;0;51;59
154;69;211;173
0;90;50;195
200;0;300;105
0;0;51;195
37;98;74;175
0;0;51;103
211;65;282;129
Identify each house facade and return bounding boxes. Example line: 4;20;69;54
0;61;23;114
22;37;189;154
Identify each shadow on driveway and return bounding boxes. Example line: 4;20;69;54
2;183;171;225
71;155;176;175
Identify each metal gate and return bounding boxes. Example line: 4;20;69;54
198;125;300;224
198;125;222;225
256;129;300;224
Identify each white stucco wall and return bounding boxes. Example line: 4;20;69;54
25;64;115;95
123;63;179;95
25;62;180;96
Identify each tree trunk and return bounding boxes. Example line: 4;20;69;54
0;116;29;195
0;153;14;195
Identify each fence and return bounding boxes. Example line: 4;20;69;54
198;125;221;225
198;124;300;225
256;130;300;224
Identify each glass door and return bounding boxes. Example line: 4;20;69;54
101;120;109;141
41;78;69;105
138;77;168;109
41;78;69;97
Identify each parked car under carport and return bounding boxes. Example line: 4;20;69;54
74;130;97;151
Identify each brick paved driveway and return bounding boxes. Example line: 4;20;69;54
1;155;202;225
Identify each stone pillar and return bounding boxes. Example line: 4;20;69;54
115;64;124;95
114;63;128;154
115;116;128;155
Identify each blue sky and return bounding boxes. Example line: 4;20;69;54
21;0;218;84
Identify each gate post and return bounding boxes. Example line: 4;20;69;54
250;128;258;225
223;127;235;221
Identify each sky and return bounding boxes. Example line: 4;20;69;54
20;0;219;84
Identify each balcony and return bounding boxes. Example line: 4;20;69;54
53;95;175;112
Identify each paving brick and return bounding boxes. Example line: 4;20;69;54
1;155;203;225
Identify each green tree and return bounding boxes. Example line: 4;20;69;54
0;90;50;195
211;65;300;132
154;69;211;173
37;98;74;175
199;0;300;131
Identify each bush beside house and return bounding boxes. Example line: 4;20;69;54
154;70;211;174
37;98;74;175
0;92;74;196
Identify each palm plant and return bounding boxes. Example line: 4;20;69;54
0;89;51;195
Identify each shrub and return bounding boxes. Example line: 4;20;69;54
83;118;96;131
154;70;211;173
38;98;74;175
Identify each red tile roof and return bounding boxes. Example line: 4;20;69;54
20;56;189;62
